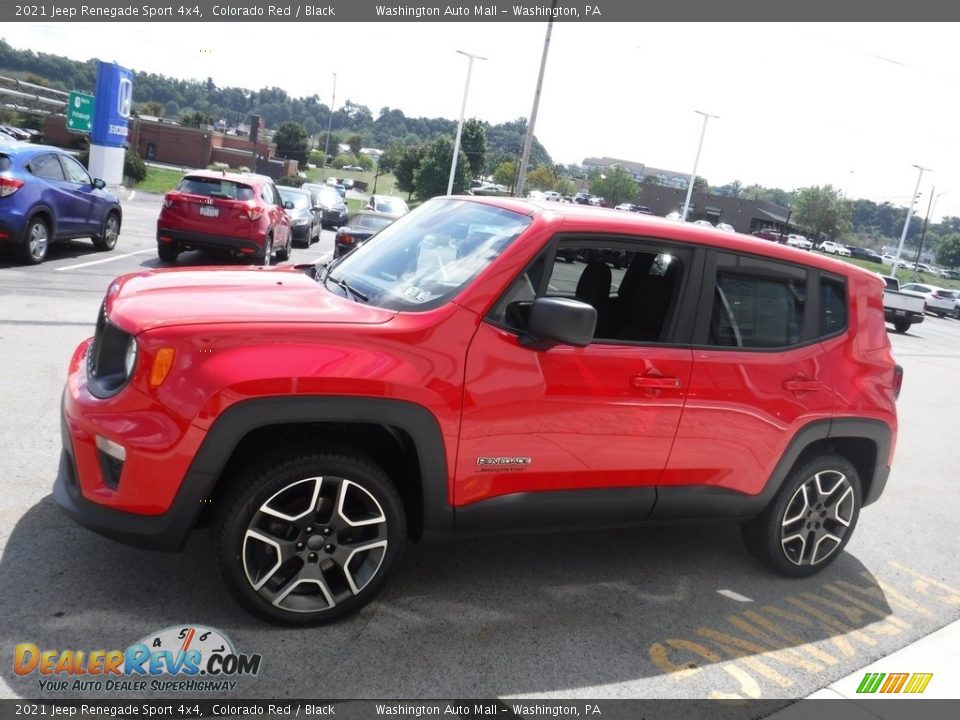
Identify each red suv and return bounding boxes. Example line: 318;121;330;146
56;198;901;625
156;170;293;265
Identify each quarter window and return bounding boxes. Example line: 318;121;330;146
819;276;847;336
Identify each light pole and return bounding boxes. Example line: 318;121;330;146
680;110;718;221
447;50;487;196
892;164;930;276
322;72;337;180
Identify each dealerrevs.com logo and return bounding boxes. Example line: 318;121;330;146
14;625;262;692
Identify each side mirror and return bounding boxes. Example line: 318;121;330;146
283;200;294;210
521;297;596;350
92;178;106;190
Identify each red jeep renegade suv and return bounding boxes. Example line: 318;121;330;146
56;197;901;625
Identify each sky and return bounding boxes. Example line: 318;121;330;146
7;21;960;220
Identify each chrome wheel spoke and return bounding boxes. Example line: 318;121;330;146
782;484;809;528
336;479;386;527
270;562;336;612
343;540;388;595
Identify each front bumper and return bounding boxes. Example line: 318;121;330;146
53;341;214;551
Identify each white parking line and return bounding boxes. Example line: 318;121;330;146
717;589;754;602
55;248;155;272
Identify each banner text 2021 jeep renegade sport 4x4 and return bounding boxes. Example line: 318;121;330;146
56;197;901;625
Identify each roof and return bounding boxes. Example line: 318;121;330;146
184;168;268;185
454;194;873;280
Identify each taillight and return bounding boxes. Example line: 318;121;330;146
340;232;354;245
892;364;903;400
162;193;178;209
246;202;263;221
0;176;24;197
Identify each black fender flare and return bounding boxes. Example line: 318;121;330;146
652;418;892;519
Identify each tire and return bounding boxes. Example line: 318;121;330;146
893;319;911;333
157;242;179;263
19;216;49;265
93;211;120;251
952;307;960;321
214;448;406;626
276;236;290;262
260;237;273;266
741;453;861;577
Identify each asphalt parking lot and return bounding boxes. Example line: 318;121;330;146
1;190;959;703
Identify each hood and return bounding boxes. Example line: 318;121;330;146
104;266;397;335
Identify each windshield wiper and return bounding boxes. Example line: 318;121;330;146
324;273;369;303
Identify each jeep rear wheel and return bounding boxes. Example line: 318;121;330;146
741;454;861;577
214;449;406;625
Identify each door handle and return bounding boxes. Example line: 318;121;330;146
631;374;681;390
783;377;823;392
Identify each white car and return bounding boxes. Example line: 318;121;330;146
786;234;813;250
899;283;956;317
716;223;735;233
543;191;561;201
692;219;714;227
819;240;851;257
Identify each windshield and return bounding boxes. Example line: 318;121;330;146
279;189;310;209
177;176;254;201
352;214;393;231
375;197;407;214
327;198;531;311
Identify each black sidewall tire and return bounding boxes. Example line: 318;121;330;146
157;243;179;263
215;450;407;626
20;217;49;265
94;212;120;251
741;454;862;578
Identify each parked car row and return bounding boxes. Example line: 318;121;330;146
156;171;409;266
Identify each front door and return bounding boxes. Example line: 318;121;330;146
455;237;697;530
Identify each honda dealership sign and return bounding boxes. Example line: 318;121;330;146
92;61;133;147
88;61;133;185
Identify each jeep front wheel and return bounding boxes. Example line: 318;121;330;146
215;449;406;625
741;454;861;577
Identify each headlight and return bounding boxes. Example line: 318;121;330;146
293;218;309;226
87;301;138;399
124;337;138;377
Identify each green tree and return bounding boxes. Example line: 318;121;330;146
589;166;638;206
273;121;310;167
414;135;470;199
935;233;960;269
136;101;164;117
346;132;364;156
180;111;213;128
395;146;425;198
378;142;407;174
493;161;516;188
460;119;486;179
526;165;558;191
792;185;851;240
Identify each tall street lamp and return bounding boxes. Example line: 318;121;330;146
322;72;337;180
515;1;557;198
447;50;487;196
892;164;930;276
681;110;719;222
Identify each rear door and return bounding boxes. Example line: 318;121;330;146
27;153;77;237
656;250;834;514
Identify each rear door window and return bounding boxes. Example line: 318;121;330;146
30;153;66;181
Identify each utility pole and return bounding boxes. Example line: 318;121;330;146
893;165;929;279
515;0;557;198
681;111;719;221
447;50;486;196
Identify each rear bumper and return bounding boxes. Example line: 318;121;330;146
0;216;26;245
157;227;263;255
884;308;924;324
